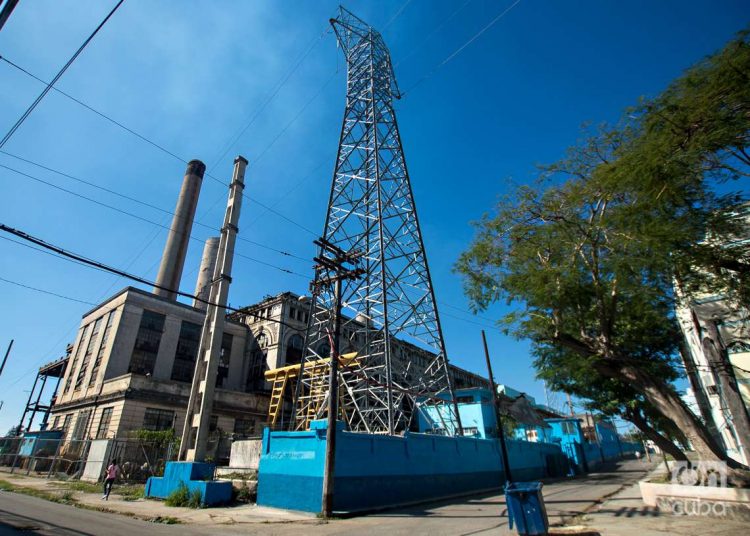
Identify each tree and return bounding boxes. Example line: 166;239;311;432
455;29;750;481
535;345;689;461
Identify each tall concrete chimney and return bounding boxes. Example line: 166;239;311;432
153;160;205;301
192;237;219;310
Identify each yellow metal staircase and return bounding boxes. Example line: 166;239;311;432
264;352;359;429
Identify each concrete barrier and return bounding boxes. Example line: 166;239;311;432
257;420;568;513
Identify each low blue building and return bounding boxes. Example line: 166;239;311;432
417;387;498;438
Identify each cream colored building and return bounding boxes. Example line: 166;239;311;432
48;287;268;444
231;291;489;393
46;288;487;444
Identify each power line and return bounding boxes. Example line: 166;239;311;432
254;71;339;165
1;52;319;240
0;223;297;313
394;0;474;69
246;158;331;230
401;0;522;97
0;55;187;165
0;0;125;148
208;26;332;170
0;275;96;305
381;0;414;32
0;159;310;270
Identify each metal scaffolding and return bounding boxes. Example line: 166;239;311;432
17;352;69;434
292;7;461;435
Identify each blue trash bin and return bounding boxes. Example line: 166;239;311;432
505;481;549;536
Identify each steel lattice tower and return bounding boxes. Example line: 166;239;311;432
293;7;461;435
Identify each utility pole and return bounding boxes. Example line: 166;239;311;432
313;237;364;518
0;339;13;377
179;156;246;462
481;330;513;484
566;393;575;416
0;0;19;32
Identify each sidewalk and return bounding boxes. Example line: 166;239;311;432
580;465;748;536
2;459;649;534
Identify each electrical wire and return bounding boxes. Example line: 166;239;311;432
0;161;310;273
0;55;186;165
393;0;474;69
0;223;306;315
208;26;332;170
0;0;125;148
381;0;414;32
401;0;522;97
0;275;96;305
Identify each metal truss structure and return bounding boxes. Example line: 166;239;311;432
292;7;461;435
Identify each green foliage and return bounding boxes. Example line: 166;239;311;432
164;482;202;508
456;28;750;463
233;482;255;504
118;484;145;501
187;488;203;508
164;483;190;507
132;428;178;449
63;481;101;494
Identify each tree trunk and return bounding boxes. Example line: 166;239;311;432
624;408;688;462
701;320;750;464
594;359;747;469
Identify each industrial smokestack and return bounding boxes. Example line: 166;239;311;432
192;237;219;310
154;160;205;301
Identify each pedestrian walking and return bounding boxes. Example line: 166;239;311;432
635;450;642;462
102;458;120;500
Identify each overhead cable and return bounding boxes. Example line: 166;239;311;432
0;0;125;148
401;0;522;97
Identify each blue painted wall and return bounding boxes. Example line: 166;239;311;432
257;420;569;513
145;461;232;506
19;430;62;457
417;387;497;438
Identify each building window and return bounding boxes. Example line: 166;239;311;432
129;310;165;376
317;342;331;358
89;312;115;387
233;418;256;437
51;416;61;429
96;407;113;439
142;408;174;431
216;333;233;388
285;334;304;364
562;421;577;435
75;316;104;390
171;321;202;382
209;415;219;432
61;414;73;435
65;325;90;393
71;410;92;440
246;331;269;392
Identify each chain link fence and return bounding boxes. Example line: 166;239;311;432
0;436;179;482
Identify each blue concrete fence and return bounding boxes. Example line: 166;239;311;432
257;420;569;513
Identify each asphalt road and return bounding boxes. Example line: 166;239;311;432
0;459;655;536
0;492;197;536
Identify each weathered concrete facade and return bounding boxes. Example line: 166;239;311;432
231;291;490;393
48;287;268;445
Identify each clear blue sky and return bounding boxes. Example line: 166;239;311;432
0;0;747;434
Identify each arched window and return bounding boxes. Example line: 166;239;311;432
246;331;269;392
286;334;304;364
317;342;331;358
